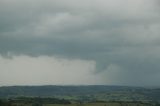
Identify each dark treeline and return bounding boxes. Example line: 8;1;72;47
0;97;71;106
1;97;160;106
10;97;71;104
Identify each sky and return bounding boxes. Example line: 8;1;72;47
0;0;160;87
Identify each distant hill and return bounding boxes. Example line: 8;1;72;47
0;85;160;102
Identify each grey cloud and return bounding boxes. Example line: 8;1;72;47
0;0;160;86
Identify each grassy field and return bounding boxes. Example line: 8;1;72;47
1;96;158;106
10;102;155;106
43;102;153;106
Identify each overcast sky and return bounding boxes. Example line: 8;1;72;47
0;0;160;87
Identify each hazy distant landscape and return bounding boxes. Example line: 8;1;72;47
0;85;160;106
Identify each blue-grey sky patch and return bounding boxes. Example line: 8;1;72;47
0;0;160;86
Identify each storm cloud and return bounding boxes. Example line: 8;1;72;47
0;0;160;86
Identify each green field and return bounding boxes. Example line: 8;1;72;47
11;102;154;106
1;97;158;106
43;103;152;106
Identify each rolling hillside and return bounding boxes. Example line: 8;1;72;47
0;85;160;102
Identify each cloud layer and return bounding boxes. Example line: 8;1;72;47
0;0;160;86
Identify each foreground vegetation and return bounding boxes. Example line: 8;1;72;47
0;97;160;106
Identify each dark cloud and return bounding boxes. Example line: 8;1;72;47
0;0;160;86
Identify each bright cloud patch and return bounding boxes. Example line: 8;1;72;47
0;55;102;86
